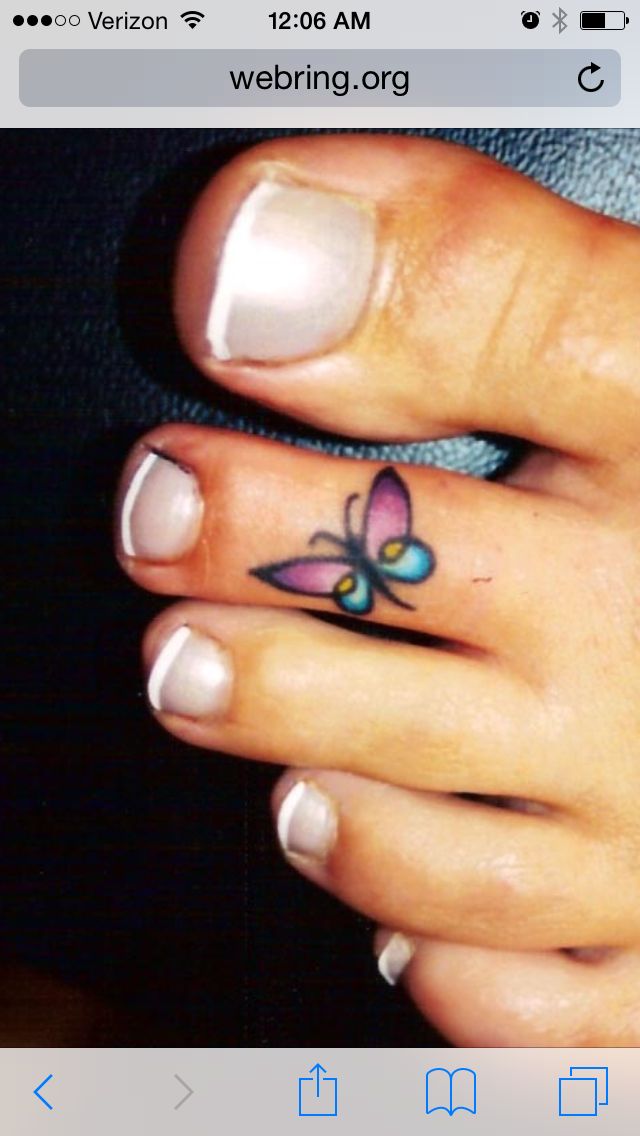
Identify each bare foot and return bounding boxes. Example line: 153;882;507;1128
116;133;640;1045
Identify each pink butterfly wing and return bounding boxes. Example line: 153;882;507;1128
363;468;412;559
252;557;354;596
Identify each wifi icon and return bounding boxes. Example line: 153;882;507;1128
181;9;205;28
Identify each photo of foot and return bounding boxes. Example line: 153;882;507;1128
5;127;640;1047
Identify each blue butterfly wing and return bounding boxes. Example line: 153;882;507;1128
336;569;374;615
378;537;435;583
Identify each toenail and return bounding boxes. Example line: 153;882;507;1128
276;780;337;862
376;931;415;986
120;449;203;561
147;625;232;718
207;181;376;363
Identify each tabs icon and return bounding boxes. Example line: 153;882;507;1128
558;1065;609;1117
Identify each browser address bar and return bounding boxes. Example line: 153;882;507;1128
20;49;620;108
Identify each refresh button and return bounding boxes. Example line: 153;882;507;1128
578;61;605;91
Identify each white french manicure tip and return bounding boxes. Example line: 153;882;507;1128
146;625;232;719
377;932;415;986
208;182;279;361
120;449;158;557
206;180;376;363
276;781;336;861
277;781;307;852
119;448;203;562
147;624;192;711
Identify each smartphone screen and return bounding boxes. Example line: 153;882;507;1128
2;1;639;1131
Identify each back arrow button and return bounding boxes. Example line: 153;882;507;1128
34;1074;54;1111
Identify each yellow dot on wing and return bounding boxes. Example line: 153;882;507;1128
381;540;404;562
336;574;355;595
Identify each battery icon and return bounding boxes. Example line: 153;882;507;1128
580;10;629;27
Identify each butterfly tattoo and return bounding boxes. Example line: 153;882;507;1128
250;467;435;616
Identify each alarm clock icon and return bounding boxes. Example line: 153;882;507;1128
522;9;541;26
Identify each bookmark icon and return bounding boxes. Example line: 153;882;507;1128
425;1067;477;1116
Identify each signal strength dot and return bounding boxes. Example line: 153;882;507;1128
13;13;53;24
180;9;205;28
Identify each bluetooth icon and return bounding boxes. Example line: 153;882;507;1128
553;6;568;32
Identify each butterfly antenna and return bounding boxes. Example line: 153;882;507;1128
308;530;348;551
344;493;360;540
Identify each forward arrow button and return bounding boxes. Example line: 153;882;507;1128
174;1074;194;1110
